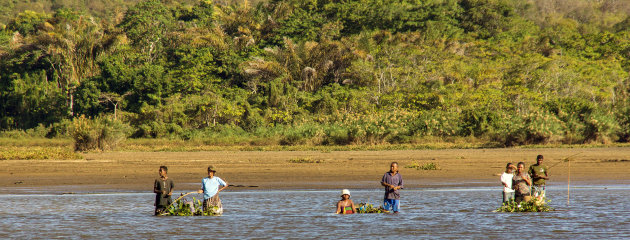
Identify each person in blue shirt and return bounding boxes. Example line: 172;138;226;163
197;165;228;214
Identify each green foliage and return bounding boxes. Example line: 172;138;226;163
6;10;49;34
287;157;323;163
2;0;630;148
161;196;220;216
0;146;82;160
355;203;387;214
495;198;553;212
71;116;130;151
405;162;440;170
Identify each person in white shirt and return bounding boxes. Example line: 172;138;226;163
500;163;516;204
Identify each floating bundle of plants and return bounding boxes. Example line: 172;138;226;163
495;199;553;212
355;203;388;214
160;196;220;216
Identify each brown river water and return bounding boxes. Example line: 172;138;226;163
1;185;629;239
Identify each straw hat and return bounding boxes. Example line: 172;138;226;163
341;189;351;197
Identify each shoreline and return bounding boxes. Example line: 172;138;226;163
2;148;629;194
1;181;627;195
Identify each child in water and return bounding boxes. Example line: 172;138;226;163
154;166;174;215
336;189;356;214
500;163;516;204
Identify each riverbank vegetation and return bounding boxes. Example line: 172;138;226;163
2;0;630;152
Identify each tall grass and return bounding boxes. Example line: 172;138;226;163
71;116;130;152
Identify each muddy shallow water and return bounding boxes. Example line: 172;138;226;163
1;185;629;239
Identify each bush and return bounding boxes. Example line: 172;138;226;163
491;111;565;146
582;111;620;143
409;110;461;137
71;116;130;151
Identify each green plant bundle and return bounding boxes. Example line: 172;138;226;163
355;203;388;214
495;199;554;212
405;162;440;170
160;197;220;216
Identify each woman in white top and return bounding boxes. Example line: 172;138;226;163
500;163;516;204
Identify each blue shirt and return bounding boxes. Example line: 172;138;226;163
202;176;227;200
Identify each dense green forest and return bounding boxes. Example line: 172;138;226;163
2;0;630;148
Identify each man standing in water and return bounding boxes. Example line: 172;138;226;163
154;166;174;215
198;165;228;214
381;162;403;213
528;155;549;200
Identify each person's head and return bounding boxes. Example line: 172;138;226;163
207;165;217;176
517;162;525;174
341;189;351;200
536;155;544;165
159;166;168;177
505;163;515;173
390;162;399;173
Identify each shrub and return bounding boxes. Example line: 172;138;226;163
71;116;130;151
409;110;461;137
491;111;565;146
405;162;440;170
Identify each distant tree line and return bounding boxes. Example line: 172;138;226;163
1;0;630;146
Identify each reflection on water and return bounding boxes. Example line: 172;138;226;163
1;186;629;239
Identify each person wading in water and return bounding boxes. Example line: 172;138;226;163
197;165;228;215
336;189;356;214
381;162;403;213
154;166;174;215
512;162;532;203
529;155;549;200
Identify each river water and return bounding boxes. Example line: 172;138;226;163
1;185;628;239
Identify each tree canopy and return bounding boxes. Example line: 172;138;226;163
1;0;630;146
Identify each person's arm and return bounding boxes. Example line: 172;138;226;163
168;180;174;196
528;166;536;179
197;179;204;194
218;182;229;193
336;201;342;214
523;174;532;186
381;173;392;189
501;175;508;188
217;178;229;194
350;200;356;213
154;180;161;194
512;177;517;191
396;175;403;190
542;167;549;180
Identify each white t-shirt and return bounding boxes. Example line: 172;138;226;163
501;172;514;193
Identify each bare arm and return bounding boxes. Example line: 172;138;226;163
153;180;161;194
168;181;174;196
350;200;356;213
336;201;342;214
218;181;229;193
523;174;532;186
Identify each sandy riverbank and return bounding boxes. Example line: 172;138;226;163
2;147;630;193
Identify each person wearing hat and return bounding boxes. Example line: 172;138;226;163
500;163;516;204
336;189;356;214
197;165;228;214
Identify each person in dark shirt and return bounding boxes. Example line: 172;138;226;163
154;166;174;215
528;155;549;200
381;162;403;213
